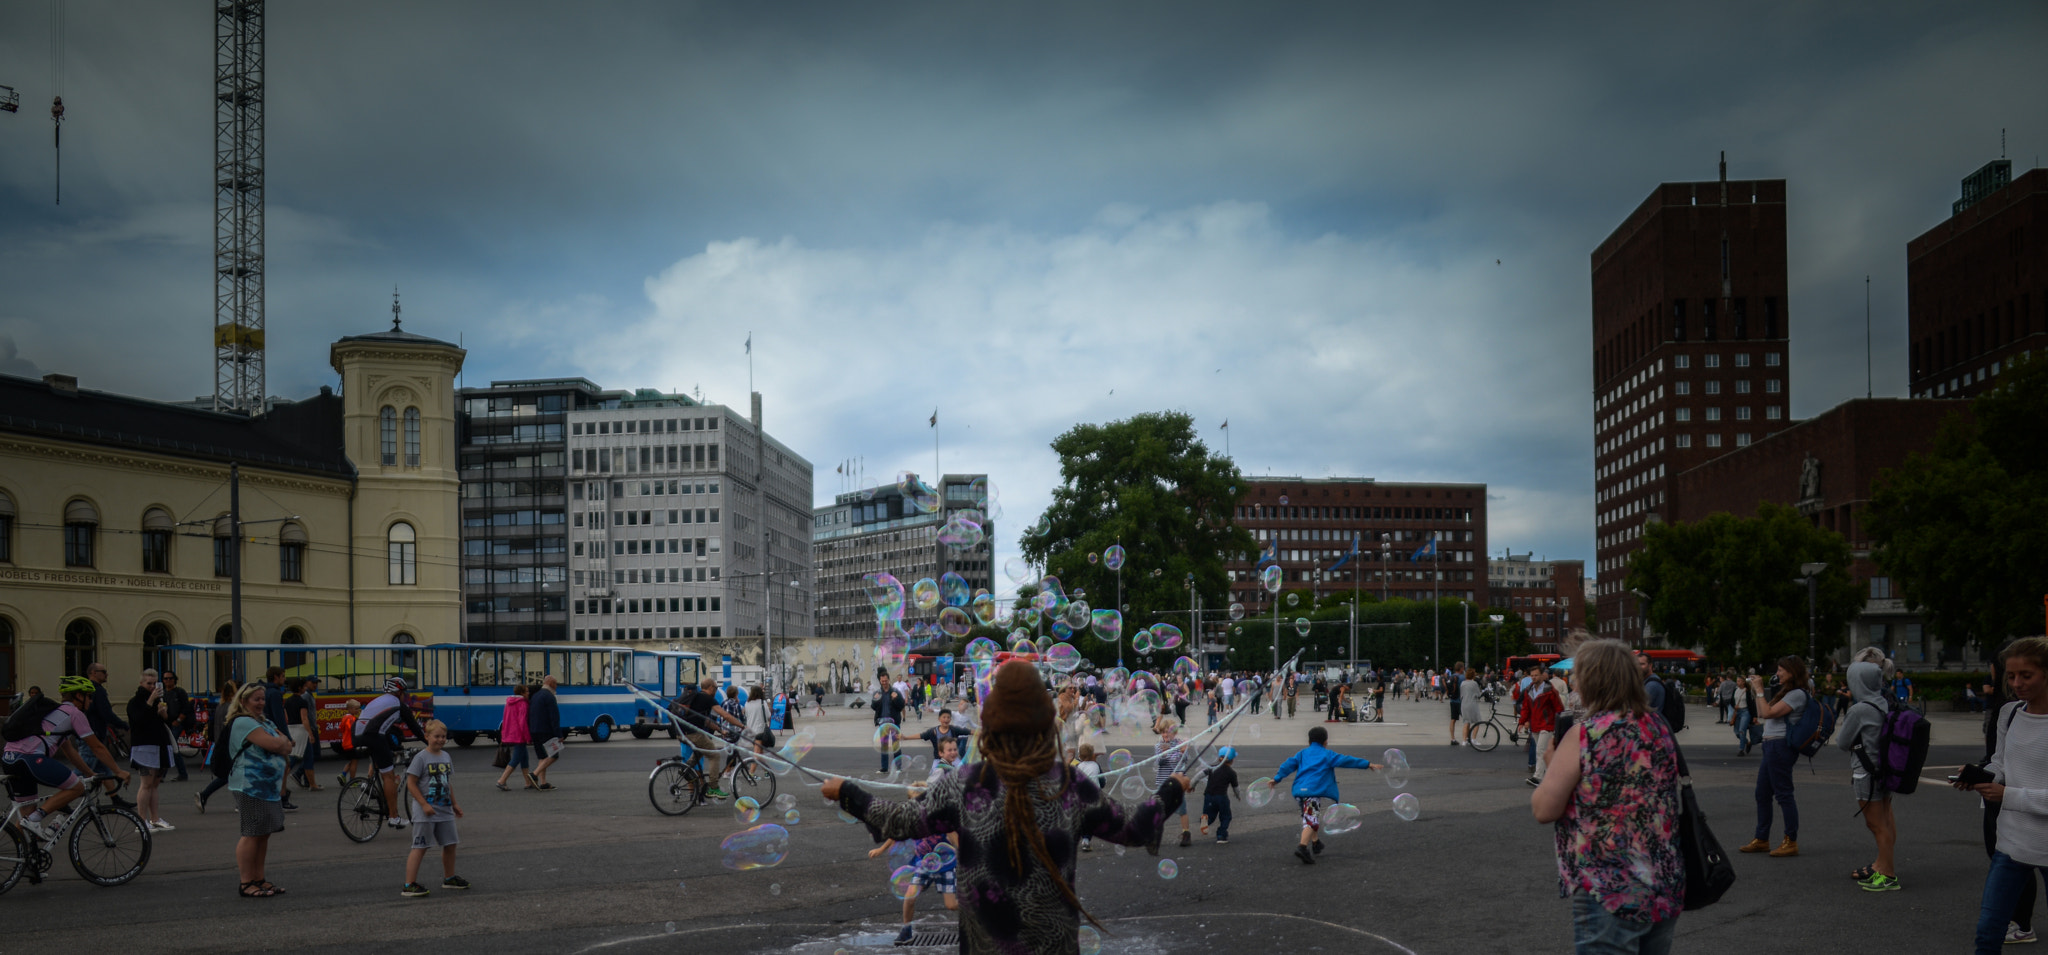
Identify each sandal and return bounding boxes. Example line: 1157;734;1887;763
239;880;278;898
495;781;510;792
1850;864;1876;881
258;881;286;895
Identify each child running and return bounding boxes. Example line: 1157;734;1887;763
871;832;962;945
400;720;467;897
1155;716;1193;848
1197;746;1241;844
1269;725;1376;865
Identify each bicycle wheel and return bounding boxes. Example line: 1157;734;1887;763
732;760;777;807
1358;702;1376;723
1;823;27;895
649;762;702;817
68;807;151;886
1469;721;1501;753
337;777;385;843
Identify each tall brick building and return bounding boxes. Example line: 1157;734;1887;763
1908;162;2047;400
1485;555;1586;652
1589;157;1798;645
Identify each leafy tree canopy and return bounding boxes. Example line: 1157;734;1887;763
1625;502;1863;665
1867;354;2048;650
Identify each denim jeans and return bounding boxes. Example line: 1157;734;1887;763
295;735;320;780
878;719;899;773
1754;737;1799;841
1570;892;1676;955
1201;794;1232;840
1731;708;1750;750
1526;728;1539;772
1977;852;2048;953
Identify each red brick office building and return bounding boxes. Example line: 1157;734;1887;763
1908;162;2048;401
1224;477;1488;620
1589;157;1799;645
1485;556;1586;652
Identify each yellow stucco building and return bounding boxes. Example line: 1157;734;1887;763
0;324;465;706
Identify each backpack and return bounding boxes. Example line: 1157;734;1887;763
1788;688;1837;757
1659;678;1688;734
1853;699;1932;794
1;696;61;743
209;715;257;778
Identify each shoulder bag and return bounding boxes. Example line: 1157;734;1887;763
1671;740;1735;909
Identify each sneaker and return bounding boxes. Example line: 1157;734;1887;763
1179;830;1191;847
442;875;471;890
2005;921;2037;944
16;815;48;841
893;924;916;946
1293;844;1315;865
280;801;299;813
1857;872;1900;892
1448;740;1460;746
1216;837;1229;844
151;820;177;832
704;788;731;800
1525;776;1541;788
387;817;410;830
336;773;350;787
194;793;207;814
1312;839;1324;856
401;882;430;898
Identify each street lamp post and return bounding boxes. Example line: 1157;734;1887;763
1798;562;1828;663
1488;614;1505;673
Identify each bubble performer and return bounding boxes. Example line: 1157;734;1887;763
822;661;1193;955
1269;724;1378;865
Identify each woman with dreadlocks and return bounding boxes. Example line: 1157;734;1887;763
823;660;1192;954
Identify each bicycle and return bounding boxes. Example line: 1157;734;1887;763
648;727;776;816
335;746;422;843
1464;696;1524;753
2;772;153;893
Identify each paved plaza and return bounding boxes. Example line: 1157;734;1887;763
5;697;2001;953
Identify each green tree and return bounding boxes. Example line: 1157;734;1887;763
1867;355;2048;653
1625;502;1863;664
1019;412;1254;666
1475;610;1535;665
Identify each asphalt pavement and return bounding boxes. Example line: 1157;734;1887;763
0;697;2004;954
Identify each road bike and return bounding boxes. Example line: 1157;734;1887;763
335;746;422;843
648;727;776;816
1464;695;1524;753
2;772;153;892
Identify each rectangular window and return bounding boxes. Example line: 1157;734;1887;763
1767;406;1783;420
1736;433;1751;446
1706;434;1722;448
1766;379;1782;393
280;542;305;582
1870;576;1893;600
1705;408;1721;421
669;510;680;523
1674;408;1690;422
1735;353;1751;368
1674;381;1690;395
211;535;234;576
142;529;171;573
1765;351;1782;367
1705;381;1721;395
1676;435;1692;448
1737;407;1752;420
1735;380;1751;394
1705;354;1721;368
1674;355;1690;370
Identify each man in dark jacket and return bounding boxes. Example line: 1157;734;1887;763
528;675;563;790
261;666;297;811
161;671;193;781
83;662;136;808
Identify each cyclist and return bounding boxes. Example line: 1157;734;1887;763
671;678;743;800
1;676;131;841
353;677;428;829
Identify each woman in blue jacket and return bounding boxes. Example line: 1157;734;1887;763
1270;725;1377;865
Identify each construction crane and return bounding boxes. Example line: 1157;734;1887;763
213;0;265;413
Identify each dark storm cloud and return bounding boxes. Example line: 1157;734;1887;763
0;0;2041;571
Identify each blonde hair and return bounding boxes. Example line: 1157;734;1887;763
2002;637;2048;674
1076;742;1097;762
422;719;448;737
1155;715;1179;736
1573;639;1650;716
1558;628;1593;658
226;682;269;724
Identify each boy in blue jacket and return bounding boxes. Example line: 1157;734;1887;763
1270;725;1376;865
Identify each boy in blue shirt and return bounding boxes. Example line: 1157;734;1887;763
1270;725;1376;865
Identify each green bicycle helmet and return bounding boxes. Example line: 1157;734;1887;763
58;675;97;696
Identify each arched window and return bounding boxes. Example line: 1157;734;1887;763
387;522;417;585
64;499;99;567
63;618;97;675
391;631;416;668
278;522;307;582
280;626;306;668
380;406;398;466
0;615;15;699
142;621;173;673
404;407;422;466
0;490;15;563
141;507;174;573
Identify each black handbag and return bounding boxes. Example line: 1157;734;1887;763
492;744;511;769
1672;744;1735;909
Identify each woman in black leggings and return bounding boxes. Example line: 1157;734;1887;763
1984;654;2036;943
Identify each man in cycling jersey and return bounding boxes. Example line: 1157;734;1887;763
2;675;131;840
674;678;742;800
353;677;428;829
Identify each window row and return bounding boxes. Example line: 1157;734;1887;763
582;537;720;556
0;493;311;580
0;616;342;690
571;445;721;473
574;596;721;615
572;416;720;436
1672;406;1782;422
575;567;717;587
1235;505;1475;522
574;480;721;500
574;627;719;642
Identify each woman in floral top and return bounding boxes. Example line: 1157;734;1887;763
823;660;1191;955
1532;638;1684;954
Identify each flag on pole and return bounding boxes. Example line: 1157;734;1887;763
1221;419;1228;429
1329;532;1360;572
930;409;938;428
1255;534;1278;567
744;333;752;355
1410;538;1436;562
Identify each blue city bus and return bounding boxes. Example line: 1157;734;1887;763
417;644;703;744
156;643;429;745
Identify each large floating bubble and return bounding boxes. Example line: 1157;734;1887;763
1087;551;1099;565
784;809;801;825
889;865;918;900
1171;656;1199;679
864;572;905;619
1322;803;1362;835
938;518;984;551
1286;593;1300;608
1046;643;1082;673
911;578;941;611
1228;602;1245;621
1079;925;1103;955
1103;545;1126;571
874;724;901;754
1107;749;1134;773
921;842;958;871
937;606;973;638
1260;565;1283;594
1051;621;1074;642
1003;557;1032;584
1038;575;1065;604
1391;792;1420;821
1063;600;1091;631
1090;609;1122;643
1383;748;1410;790
1152;623;1183;650
1010;636;1036;655
965;637;1000;663
1102;667;1129;692
1157;858;1179;880
971;593;998;626
940;572;972;608
719;824;790;870
1245;777;1276;809
734;796;761;825
1120;775;1150;801
1294;617;1311;637
778;727;816;766
1016;606;1040;629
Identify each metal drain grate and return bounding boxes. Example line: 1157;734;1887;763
898;928;959;948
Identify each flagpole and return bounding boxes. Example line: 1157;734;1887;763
746;331;754;396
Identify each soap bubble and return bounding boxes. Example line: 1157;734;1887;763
719;824;790;870
1279;495;1290;505
1322;803;1362;835
1090;609;1123;643
1260;565;1283;593
1052;621;1074;642
911;578;941;611
1294;617;1311;637
1157;858;1179;880
775;793;797;811
921;842;958;871
770;883;782;896
1152;623;1183;649
971;594;998;626
940;572;971;608
777;727;816;765
1132;629;1154;654
1004;557;1032;583
937;518;984;551
1046;643;1083;673
1088;551;1099;565
734;796;761;824
1079;926;1103;955
889;865;918;900
1384;748;1410;789
1245;777;1275;808
937;606;973;638
965;637;1001;662
1103;545;1126;570
665;921;676;933
784;810;801;825
1228;602;1245;621
1016;607;1039;629
1286;593;1300;608
864;572;905;618
1010;636;1036;654
836;807;861;825
1171;656;1199;679
1107;749;1134;773
1102;667;1129;692
874;724;901;754
1120;775;1149;801
969;476;993;509
1062;601;1090;631
1391;792;1420;821
1038;575;1065;603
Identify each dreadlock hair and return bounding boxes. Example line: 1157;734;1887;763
976;722;1102;933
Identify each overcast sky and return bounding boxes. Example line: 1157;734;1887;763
2;1;2043;573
